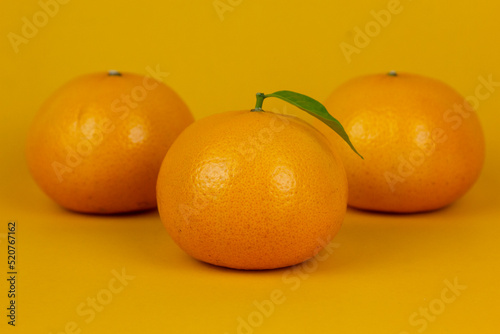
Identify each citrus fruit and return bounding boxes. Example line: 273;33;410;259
156;92;349;270
27;70;194;214
316;71;485;213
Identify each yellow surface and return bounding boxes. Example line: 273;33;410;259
1;0;499;333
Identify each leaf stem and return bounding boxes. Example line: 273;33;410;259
252;93;266;112
254;90;363;159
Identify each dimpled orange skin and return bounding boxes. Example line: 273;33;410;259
315;72;485;213
27;72;194;214
156;110;347;270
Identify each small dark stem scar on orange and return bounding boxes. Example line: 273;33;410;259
108;70;122;76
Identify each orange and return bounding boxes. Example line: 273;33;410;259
315;72;485;213
156;110;347;270
27;70;194;214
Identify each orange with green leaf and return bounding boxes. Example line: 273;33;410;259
156;91;360;270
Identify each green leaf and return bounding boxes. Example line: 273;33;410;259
265;90;363;159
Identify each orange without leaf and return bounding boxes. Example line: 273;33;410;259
27;71;194;214
316;72;485;213
156;110;347;270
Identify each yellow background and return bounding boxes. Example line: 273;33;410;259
1;0;500;333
